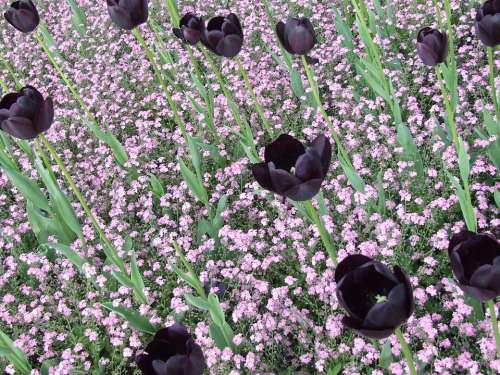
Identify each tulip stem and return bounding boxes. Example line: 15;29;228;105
38;134;129;278
0;77;8;93
432;0;443;31
0;55;21;89
487;300;500;358
235;57;273;137
442;0;456;66
435;65;459;147
395;327;417;375
487;47;500;121
302;200;337;266
200;48;259;162
300;55;351;169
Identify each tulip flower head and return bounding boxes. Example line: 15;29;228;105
0;86;54;140
448;230;500;302
136;323;206;375
416;27;448;66
475;0;500;47
335;255;415;339
202;13;243;58
276;17;316;56
173;13;205;45
106;0;148;30
4;0;39;33
251;134;331;202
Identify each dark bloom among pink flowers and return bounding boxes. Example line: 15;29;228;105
416;27;448;66
276;17;316;56
136;323;206;375
4;0;39;33
173;13;205;45
448;230;500;302
0;86;53;140
106;0;148;30
202;13;243;58
251;134;331;201
335;255;415;339
475;0;500;47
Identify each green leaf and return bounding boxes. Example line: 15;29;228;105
379;340;393;368
290;69;305;98
186;134;202;178
209;323;228;349
447;172;477;233
207;293;225;327
38;22;64;61
111;270;134;288
463;294;484;322
216;195;228;217
457;138;470;186
179;159;208;205
66;0;86;36
130;253;145;291
28;203;74;244
0;163;50;211
44;242;87;272
101;303;157;334
326;363;342;375
149;173;164;197
185;294;210;310
494;190;500;209
376;171;386;215
172;265;200;291
0;330;31;375
106;133;129;166
339;152;365;193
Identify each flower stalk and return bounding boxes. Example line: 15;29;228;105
487;300;500;358
395;327;417;375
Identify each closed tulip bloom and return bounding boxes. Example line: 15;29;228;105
0;86;53;140
475;0;500;47
251;134;331;201
4;0;39;33
276;17;316;56
136;323;206;375
173;13;205;45
202;13;243;58
416;27;448;66
335;255;415;339
106;0;148;30
448;230;500;302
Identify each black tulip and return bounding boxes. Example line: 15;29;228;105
416;27;448;66
448;230;500;302
475;0;500;47
251;134;331;201
106;0;148;30
0;86;53;140
276;17;316;56
202;13;243;58
334;255;415;339
4;0;39;33
173;13;205;45
136;323;206;375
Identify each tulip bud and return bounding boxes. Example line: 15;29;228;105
106;0;148;30
0;86;53;140
173;13;205;45
335;255;415;339
202;13;243;58
448;230;500;302
276;17;316;56
4;0;39;33
251;134;331;201
475;0;500;47
136;323;206;375
416;27;448;66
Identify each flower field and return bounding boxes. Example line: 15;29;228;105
0;0;500;374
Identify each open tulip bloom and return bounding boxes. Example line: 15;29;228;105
416;27;448;67
276;16;319;63
106;0;148;30
173;13;205;45
475;0;500;47
251;134;332;202
202;13;244;58
0;86;53;140
4;0;39;33
136;323;206;375
335;254;415;339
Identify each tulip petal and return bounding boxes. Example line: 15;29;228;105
342;316;395;339
288;24;314;55
470;263;500;294
185;339;207;374
152;360;168;375
164;354;188;374
251;162;275;193
448;230;476;255
33;97;54;133
364;299;406;331
136;353;155;375
206;30;224;51
155;323;190;355
264;134;305;171
416;42;439;66
335;254;373;283
107;5;135;30
206;16;225;32
182;26;202;45
268;164;301;195
294;148;324;181
450;248;466;283
215;34;243;58
226;13;242;35
276;21;293;54
145;339;176;361
222;19;241;37
1;116;37;140
458;283;498;302
393;266;415;317
4;6;39;33
283;178;323;201
0;92;22;110
310;135;332;175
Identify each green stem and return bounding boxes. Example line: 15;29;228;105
442;0;455;64
487;47;499;121
235;56;273;137
0;56;21;89
432;0;443;30
435;65;459;147
0;77;9;93
302;200;337;266
395;327;417;375
39;134;128;276
300;55;351;168
487;300;500;358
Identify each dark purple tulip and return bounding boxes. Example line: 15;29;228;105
173;13;205;45
0;86;53;140
136;323;206;375
335;255;415;339
416;27;448;66
251;134;331;201
475;0;500;47
202;13;243;58
4;0;39;33
276;17;316;56
106;0;148;30
448;230;500;302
